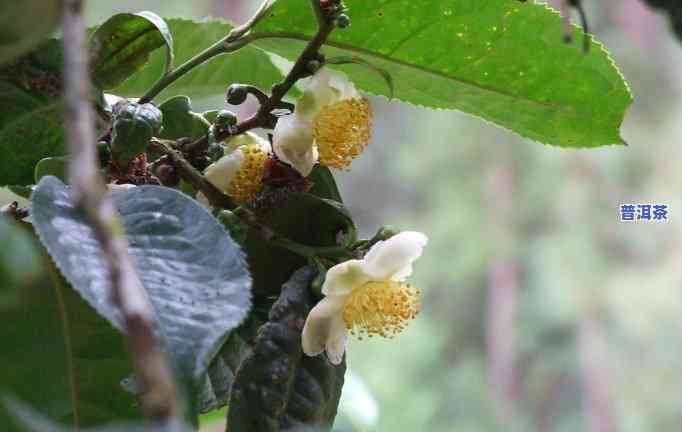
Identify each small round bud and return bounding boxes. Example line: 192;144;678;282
334;13;351;28
214;110;238;130
226;84;249;105
207;142;225;161
154;162;180;187
311;269;326;297
307;59;322;74
376;225;400;241
217;210;247;244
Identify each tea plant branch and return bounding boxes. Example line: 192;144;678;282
62;0;180;422
150;138;350;260
138;0;276;104
138;37;250;104
185;0;337;156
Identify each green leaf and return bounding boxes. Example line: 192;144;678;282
158;96;211;141
0;39;103;187
246;191;355;299
251;0;632;147
0;0;62;65
31;177;252;383
197;317;261;414
112;19;286;101
34;156;68;183
0;219;141;429
90;12;174;89
0;40;65;186
227;267;346;432
308;166;343;202
8;185;34;199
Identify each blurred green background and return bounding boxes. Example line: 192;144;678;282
4;1;681;431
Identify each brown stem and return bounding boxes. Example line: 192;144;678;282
186;1;335;156
62;0;179;422
150;139;275;242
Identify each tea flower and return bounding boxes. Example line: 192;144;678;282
273;68;373;176
302;231;428;365
202;132;270;203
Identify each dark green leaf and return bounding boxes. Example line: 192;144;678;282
227;267;346;432
246;192;354;299
7;185;34;199
308;166;342;202
0;39;65;186
0;0;62;65
158;96;210;141
251;0;632;147
0;219;70;432
0;220;141;429
112;19;286;101
90;12;174;89
197;317;262;413
31;177;252;382
0;39;102;187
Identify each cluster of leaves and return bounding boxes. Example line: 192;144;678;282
0;0;632;431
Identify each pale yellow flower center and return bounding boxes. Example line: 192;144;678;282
226;144;268;203
342;280;420;339
313;97;373;170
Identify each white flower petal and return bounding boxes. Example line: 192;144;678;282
225;131;271;154
362;231;428;281
302;295;346;357
272;114;317;176
322;259;370;297
327;69;360;101
325;317;348;365
296;69;359;121
203;149;245;192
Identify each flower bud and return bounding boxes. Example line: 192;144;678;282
226;84;249;105
334;13;351;28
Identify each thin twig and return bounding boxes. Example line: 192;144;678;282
138;0;275;104
62;0;179;422
186;0;335;156
150;139;350;260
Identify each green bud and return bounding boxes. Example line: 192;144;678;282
214;110;238;130
334;13;351;28
375;225;399;241
217;210;247;245
110;100;163;168
307;59;322;74
311;270;326;297
207;143;225;161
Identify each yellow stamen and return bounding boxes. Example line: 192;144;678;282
313;97;373;170
342;280;420;339
227;144;268;203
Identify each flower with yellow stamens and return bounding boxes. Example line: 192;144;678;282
202;132;270;203
273;68;373;176
302;231;428;365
